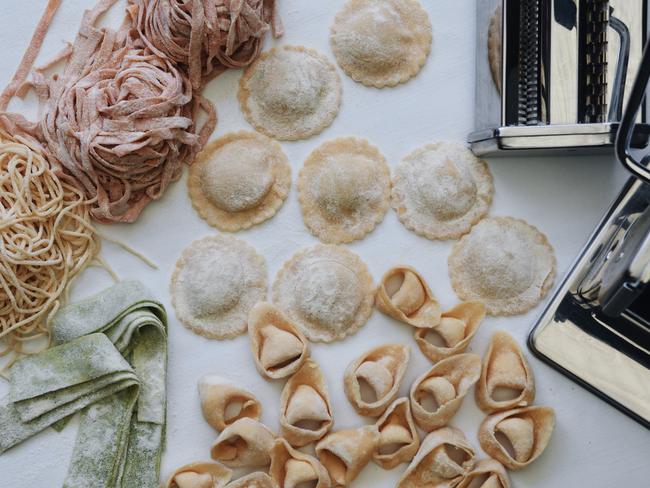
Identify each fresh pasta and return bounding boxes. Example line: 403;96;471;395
0;132;98;364
136;0;282;89
36;0;216;224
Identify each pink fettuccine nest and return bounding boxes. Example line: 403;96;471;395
136;0;283;88
1;0;280;224
31;1;217;223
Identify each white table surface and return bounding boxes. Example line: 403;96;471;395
1;1;649;487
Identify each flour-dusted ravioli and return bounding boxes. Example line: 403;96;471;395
272;244;375;342
330;0;432;88
298;137;390;244
248;302;310;380
226;472;277;488
414;301;486;362
270;438;331;488
344;343;410;417
448;217;556;316
170;235;267;339
315;425;380;486
188;132;291;232
476;331;535;414
488;6;503;93
392;142;494;240
457;458;510;488
280;359;333;447
478;406;555;471
410;354;482;432
375;265;441;328
398;427;475;488
199;375;262;432
373;398;420;470
238;45;342;140
165;461;232;488
210;418;276;468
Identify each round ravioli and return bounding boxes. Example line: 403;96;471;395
188;132;291;231
488;6;503;92
238;45;342;140
392;142;494;240
272;244;375;342
298;137;390;243
330;0;432;88
448;217;556;316
171;235;267;338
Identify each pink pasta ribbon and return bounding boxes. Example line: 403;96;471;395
32;1;216;223
136;0;283;89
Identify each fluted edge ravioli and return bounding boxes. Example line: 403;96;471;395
238;45;342;140
298;137;391;244
392;142;494;240
165;461;232;488
344;343;410;417
315;425;381;486
448;217;556;316
475;331;535;414
375;265;442;328
414;301;486;362
272;244;375;342
269;438;331;488
398;427;475;488
330;0;432;88
478;406;555;470
457;458;510;488
280;359;333;447
488;6;503;93
373;398;420;469
248;302;310;380
170;235;267;339
409;354;482;431
198;375;262;431
188;131;291;232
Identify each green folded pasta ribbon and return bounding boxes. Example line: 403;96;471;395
0;281;167;488
0;334;139;452
52;281;167;427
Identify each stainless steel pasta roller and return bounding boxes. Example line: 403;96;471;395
529;37;650;428
469;0;650;156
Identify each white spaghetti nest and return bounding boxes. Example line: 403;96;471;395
0;133;99;362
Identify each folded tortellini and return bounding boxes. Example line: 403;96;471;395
344;343;410;417
410;354;481;431
165;461;232;488
375;266;441;328
414;301;485;362
475;331;535;413
478;406;555;470
280;359;333;446
226;472;277;488
457;458;510;488
199;375;262;432
248;302;310;380
270;438;331;488
315;425;380;486
398;427;476;488
210;418;276;468
373;397;420;470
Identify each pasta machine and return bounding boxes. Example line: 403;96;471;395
469;0;650;156
529;36;650;428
